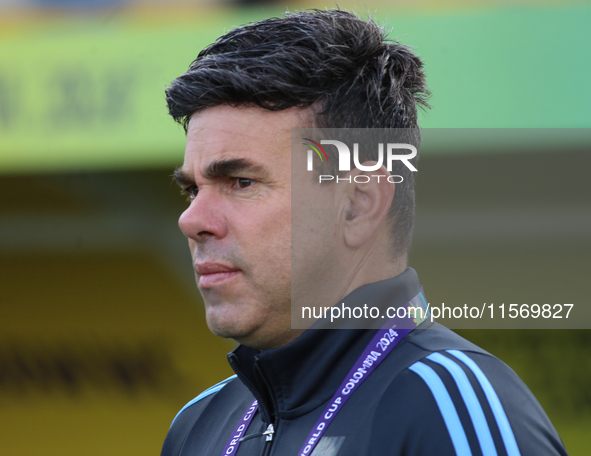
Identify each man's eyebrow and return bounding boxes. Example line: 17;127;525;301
172;168;194;188
172;158;267;188
204;158;265;179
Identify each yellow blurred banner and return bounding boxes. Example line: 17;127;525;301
0;250;235;456
0;11;222;172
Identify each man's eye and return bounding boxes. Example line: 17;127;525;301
236;178;254;189
185;185;199;200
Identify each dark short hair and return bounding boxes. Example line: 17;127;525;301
166;9;430;257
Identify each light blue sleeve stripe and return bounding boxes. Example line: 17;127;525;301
409;362;473;456
171;375;237;427
427;353;497;456
419;291;428;309
447;350;521;456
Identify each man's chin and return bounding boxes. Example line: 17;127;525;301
210;328;248;342
206;319;270;349
205;312;256;342
209;321;304;350
203;303;297;349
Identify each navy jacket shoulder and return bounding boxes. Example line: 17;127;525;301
367;325;567;455
162;269;568;456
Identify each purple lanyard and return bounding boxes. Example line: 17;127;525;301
222;291;428;456
221;399;259;456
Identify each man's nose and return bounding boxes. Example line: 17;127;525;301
178;190;227;242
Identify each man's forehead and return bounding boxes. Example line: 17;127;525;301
182;105;306;174
187;105;312;139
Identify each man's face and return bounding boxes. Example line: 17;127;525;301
176;105;308;350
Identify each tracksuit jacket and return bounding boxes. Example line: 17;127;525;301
161;268;568;456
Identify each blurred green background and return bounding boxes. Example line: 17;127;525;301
1;0;590;454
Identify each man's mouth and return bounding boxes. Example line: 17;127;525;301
195;262;241;287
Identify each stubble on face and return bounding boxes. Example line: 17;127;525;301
178;105;310;350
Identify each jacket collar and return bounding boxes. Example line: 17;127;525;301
227;268;421;421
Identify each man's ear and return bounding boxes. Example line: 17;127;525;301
341;164;395;249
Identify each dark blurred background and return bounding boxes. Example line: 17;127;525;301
1;0;590;454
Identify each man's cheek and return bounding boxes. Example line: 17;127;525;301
188;239;196;255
